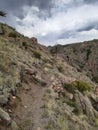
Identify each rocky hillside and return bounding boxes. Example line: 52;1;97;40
0;23;98;130
49;40;98;83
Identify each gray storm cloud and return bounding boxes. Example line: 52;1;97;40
0;0;98;45
0;0;53;15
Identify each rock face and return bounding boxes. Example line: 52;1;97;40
0;107;18;130
95;87;98;95
11;121;19;130
75;90;98;118
49;40;98;83
31;37;38;43
0;107;11;123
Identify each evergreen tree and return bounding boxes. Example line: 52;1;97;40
0;11;6;17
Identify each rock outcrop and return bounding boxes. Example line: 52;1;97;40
31;37;38;43
0;107;11;123
75;90;98;118
49;40;98;83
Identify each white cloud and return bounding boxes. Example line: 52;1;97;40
57;29;98;45
12;1;98;45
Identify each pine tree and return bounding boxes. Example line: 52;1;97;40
0;11;6;17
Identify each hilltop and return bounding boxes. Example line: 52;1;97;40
0;23;98;130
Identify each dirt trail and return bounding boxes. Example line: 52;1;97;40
13;82;47;130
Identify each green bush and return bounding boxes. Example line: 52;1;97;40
92;76;98;83
73;80;91;92
8;32;17;38
63;80;91;94
67;99;80;114
64;83;75;93
57;66;63;73
33;50;41;59
86;48;92;61
22;41;28;49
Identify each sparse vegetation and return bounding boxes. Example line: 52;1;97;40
46;89;51;94
57;65;64;73
42;110;49;118
45;120;55;129
64;80;91;94
40;104;48;109
72;80;91;93
22;41;28;49
33;50;41;59
92;76;98;83
8;32;17;38
64;82;75;93
86;48;92;61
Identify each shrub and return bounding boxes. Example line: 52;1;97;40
45;120;55;129
73;80;91;93
64;83;75;93
46;89;51;94
33;76;47;86
8;32;17;38
66;99;80;114
57;65;63;73
63;80;91;94
22;42;28;49
92;76;98;83
86;48;92;61
33;50;41;59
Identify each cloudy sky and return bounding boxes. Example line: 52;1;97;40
0;0;98;45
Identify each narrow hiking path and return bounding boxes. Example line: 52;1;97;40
11;82;48;130
30;83;47;130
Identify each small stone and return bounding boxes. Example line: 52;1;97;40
0;107;11;122
12;96;16;99
11;120;19;130
24;105;28;108
8;109;12;113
